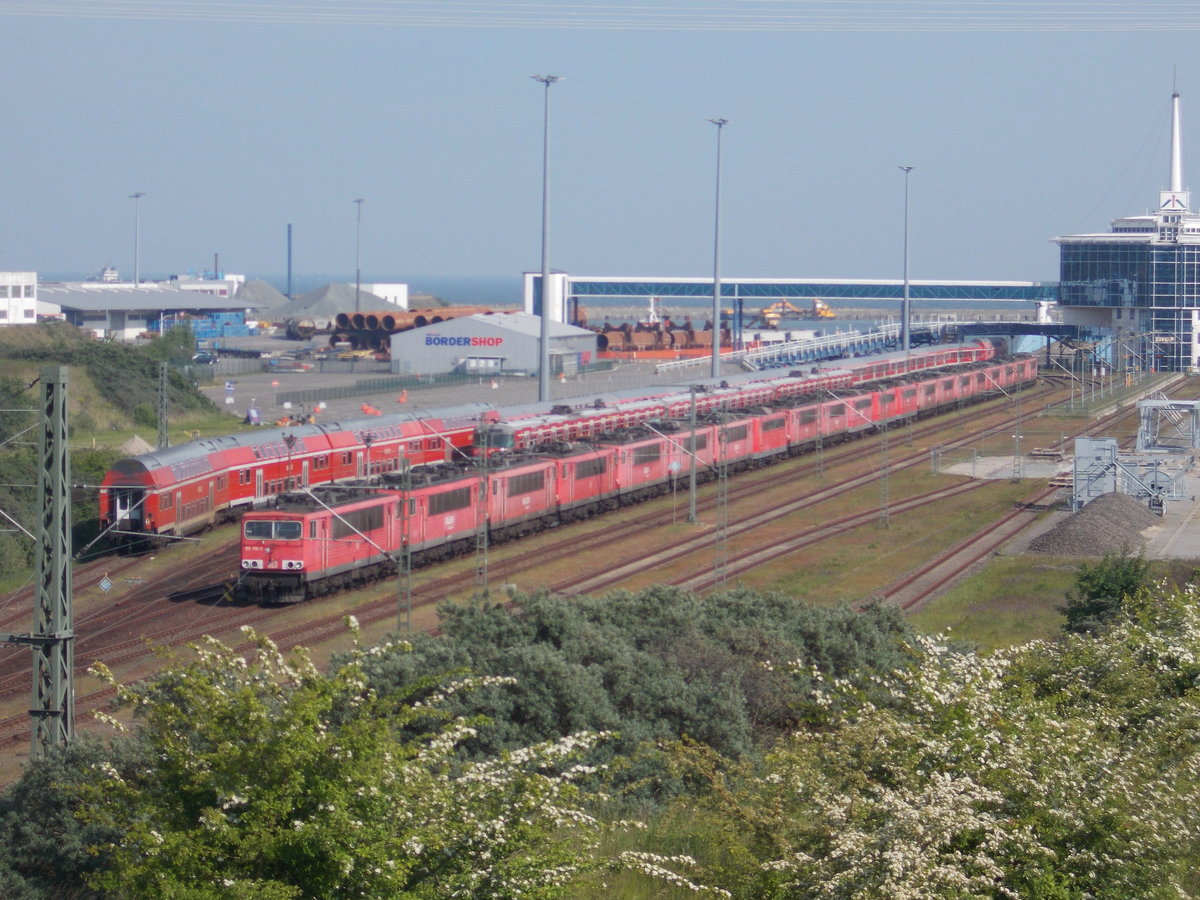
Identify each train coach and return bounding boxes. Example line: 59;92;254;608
100;404;493;542
103;337;1004;546
238;349;1037;604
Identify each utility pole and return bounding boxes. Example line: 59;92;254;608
398;461;413;632
475;431;490;595
0;367;74;756
157;362;169;450
878;419;890;528
714;422;729;588
687;386;699;524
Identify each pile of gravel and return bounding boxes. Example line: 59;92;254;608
1028;492;1160;557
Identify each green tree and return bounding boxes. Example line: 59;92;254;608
0;735;140;896
76;623;710;899
1059;550;1152;634
141;324;196;366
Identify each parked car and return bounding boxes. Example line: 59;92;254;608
192;351;219;364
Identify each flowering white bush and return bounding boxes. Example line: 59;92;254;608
673;585;1200;898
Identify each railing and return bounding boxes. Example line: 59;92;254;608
655;325;903;375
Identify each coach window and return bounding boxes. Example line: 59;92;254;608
310;522;318;539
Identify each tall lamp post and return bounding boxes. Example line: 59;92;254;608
708;118;728;380
532;73;562;403
129;192;145;284
354;198;365;313
898;165;913;353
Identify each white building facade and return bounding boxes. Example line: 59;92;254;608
0;272;37;325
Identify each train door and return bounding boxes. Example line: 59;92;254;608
255;470;264;500
356;452;365;478
315;518;329;572
301;461;310;487
112;488;143;528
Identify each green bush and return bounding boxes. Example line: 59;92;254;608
356;587;916;796
1059;550;1152;635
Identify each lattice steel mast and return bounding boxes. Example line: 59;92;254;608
0;367;74;756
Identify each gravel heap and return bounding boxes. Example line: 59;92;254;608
1028;492;1160;557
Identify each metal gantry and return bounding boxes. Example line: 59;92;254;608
1;367;74;756
1069;435;1191;512
1136;397;1200;452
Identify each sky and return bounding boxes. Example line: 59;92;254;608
1;1;1199;287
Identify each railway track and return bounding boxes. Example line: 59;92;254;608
876;484;1060;610
0;375;1172;754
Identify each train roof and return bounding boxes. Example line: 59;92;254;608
260;485;390;513
109;404;498;473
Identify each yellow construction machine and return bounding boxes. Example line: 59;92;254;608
759;298;834;327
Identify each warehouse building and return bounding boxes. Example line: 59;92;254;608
389;311;598;376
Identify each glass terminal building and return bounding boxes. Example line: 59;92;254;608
1055;92;1200;372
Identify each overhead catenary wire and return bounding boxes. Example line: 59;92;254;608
3;1;1200;31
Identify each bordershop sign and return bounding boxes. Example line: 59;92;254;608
424;334;505;347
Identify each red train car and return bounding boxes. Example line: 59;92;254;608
101;404;492;542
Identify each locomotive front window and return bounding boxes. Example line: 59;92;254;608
275;522;302;539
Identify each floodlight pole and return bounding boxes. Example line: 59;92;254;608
354;198;365;314
129;192;145;284
899;165;913;354
709;118;728;380
533;74;563;403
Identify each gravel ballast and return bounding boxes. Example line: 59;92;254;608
1028;492;1160;557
